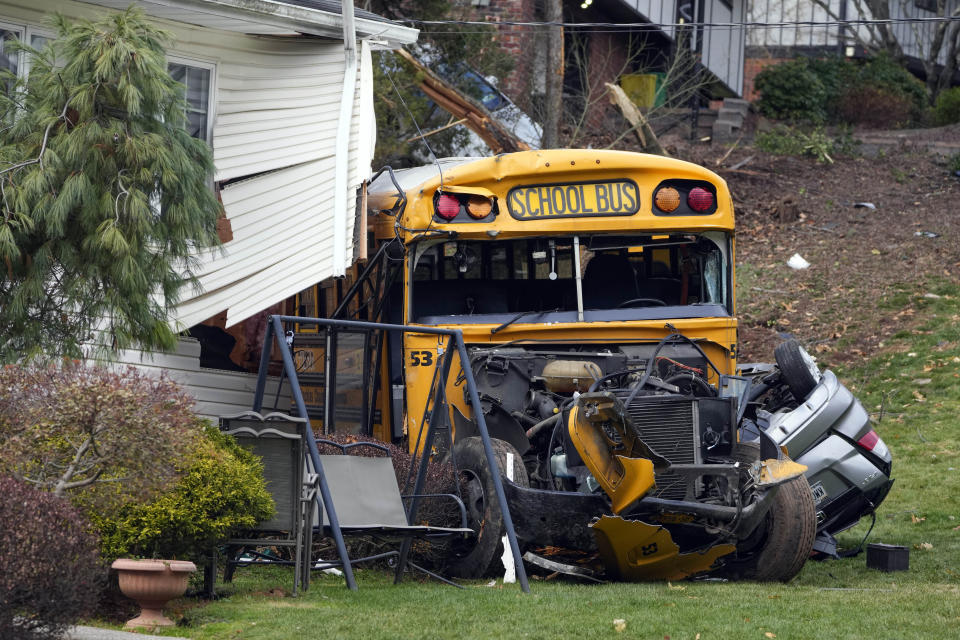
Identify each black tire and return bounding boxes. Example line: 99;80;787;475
717;442;817;582
775;339;821;402
447;437;529;578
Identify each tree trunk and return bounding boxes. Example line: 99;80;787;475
542;0;564;149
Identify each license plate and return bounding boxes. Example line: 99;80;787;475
507;180;640;220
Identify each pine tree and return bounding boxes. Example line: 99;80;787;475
0;7;221;361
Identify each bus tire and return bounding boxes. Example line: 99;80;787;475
447;436;529;578
716;442;817;582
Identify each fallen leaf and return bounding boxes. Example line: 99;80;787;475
913;390;926;402
613;619;626;633
766;633;777;639
871;249;881;255
913;542;933;551
667;581;686;591
911;514;926;524
696;635;701;640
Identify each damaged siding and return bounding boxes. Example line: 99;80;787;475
172;36;375;328
114;338;291;420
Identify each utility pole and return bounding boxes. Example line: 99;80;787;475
542;0;564;149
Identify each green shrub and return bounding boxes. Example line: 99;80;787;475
756;125;848;163
933;86;960;125
0;476;103;640
947;152;960;174
806;57;857;113
755;54;927;127
90;422;274;563
754;60;828;123
856;53;927;119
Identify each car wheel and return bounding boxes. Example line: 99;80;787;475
447;436;529;578
717;442;817;582
775;339;821;402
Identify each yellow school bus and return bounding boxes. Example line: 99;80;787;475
365;150;814;582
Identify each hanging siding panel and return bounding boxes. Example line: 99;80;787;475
170;30;371;328
210;42;347;182
175;157;337;328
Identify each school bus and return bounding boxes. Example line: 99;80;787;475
360;149;815;581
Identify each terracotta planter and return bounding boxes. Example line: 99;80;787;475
111;558;197;628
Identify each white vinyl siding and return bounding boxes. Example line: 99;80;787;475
150;23;374;328
114;338;291;420
174;36;372;328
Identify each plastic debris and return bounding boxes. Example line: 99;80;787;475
853;202;876;209
914;231;940;238
787;253;811;270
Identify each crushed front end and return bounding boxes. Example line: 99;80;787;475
462;336;816;582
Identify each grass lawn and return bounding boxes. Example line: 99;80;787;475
95;285;960;640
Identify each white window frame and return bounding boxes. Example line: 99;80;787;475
23;25;55;75
0;20;57;76
0;19;25;77
166;53;217;146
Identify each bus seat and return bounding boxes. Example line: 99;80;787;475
583;254;638;309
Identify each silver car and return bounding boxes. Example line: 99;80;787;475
740;341;894;552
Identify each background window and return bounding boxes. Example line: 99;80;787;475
168;61;212;142
0;27;22;76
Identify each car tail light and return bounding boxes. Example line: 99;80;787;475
436;194;460;220
687;187;714;212
654;187;680;213
465;195;493;219
857;430;880;451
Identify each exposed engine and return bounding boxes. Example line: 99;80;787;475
460;338;742;504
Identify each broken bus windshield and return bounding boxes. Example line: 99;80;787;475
409;233;730;324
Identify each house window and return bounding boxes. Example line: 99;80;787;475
168;58;215;143
0;27;20;76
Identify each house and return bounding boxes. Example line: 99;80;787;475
453;0;746;130
744;1;956;100
0;0;417;417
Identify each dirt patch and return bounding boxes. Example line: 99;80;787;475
687;142;960;366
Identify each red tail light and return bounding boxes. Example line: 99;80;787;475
857;430;880;451
687;187;714;212
436;194;460;220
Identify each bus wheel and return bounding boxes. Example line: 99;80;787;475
716;442;817;582
447;436;529;578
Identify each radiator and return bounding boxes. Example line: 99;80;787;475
619;394;700;500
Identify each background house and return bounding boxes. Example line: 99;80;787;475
0;0;417;417
454;0;746;131
745;1;957;99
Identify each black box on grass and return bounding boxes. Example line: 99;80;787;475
866;543;909;572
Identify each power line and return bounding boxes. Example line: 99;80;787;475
406;15;960;30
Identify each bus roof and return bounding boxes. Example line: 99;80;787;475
367;150;734;235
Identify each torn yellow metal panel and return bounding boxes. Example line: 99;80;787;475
591;516;736;581
567;404;656;514
758;458;807;487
